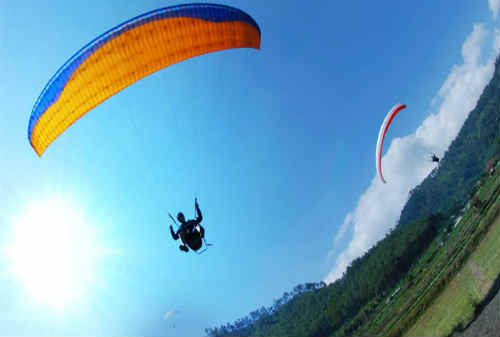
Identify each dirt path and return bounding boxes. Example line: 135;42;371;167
467;261;489;294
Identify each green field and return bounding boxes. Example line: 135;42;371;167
404;212;499;336
343;169;500;337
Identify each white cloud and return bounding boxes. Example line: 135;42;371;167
163;309;178;320
325;213;353;262
493;28;500;55
489;0;499;19
461;24;489;65
324;23;497;284
334;213;352;243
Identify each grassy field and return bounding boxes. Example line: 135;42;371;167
404;212;499;336
341;167;500;337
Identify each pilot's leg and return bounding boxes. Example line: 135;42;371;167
178;230;189;252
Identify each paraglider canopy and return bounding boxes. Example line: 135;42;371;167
28;3;261;156
376;103;406;184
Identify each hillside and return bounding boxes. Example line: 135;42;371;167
399;57;500;225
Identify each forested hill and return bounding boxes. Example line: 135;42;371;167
399;57;500;225
204;57;499;337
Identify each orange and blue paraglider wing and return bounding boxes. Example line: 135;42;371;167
376;103;406;183
28;3;261;156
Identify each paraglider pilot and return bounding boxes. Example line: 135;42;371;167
170;198;204;252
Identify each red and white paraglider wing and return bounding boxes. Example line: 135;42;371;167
376;103;406;183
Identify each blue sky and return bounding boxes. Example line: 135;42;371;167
0;1;498;336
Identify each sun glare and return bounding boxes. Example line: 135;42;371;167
7;199;102;308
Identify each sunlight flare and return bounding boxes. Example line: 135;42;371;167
6;199;103;307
